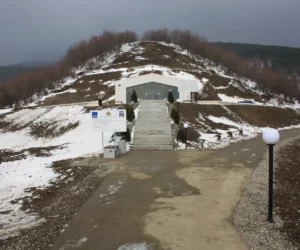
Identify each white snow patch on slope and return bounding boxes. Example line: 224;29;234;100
118;242;151;250
40;89;77;102
5;108;49;126
0;108;13;115
207;115;242;127
0;106;116;239
217;94;246;103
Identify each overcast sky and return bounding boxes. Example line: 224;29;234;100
0;0;300;66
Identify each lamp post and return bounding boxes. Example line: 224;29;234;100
184;123;188;149
176;98;180;122
262;128;280;223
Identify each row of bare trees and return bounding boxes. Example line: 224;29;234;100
1;28;299;108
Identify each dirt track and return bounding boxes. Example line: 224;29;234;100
50;129;300;250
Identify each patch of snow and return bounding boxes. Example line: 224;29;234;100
118;242;151;250
202;78;209;83
103;95;115;103
217;94;247;103
39;89;77;102
135;56;146;61
5;108;49;126
0;106;117;239
60;77;77;88
59;237;88;249
0;108;13;115
214;86;228;90
108;81;115;87
134;106;139;119
207;115;242;127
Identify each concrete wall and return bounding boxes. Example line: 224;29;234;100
115;73;198;103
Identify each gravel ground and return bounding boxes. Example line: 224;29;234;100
233;135;300;250
0;157;116;250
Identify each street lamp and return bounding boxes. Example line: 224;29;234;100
176;98;180;121
184;123;188;149
262;127;280;223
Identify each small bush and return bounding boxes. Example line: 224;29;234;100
171;108;180;124
120;128;131;142
177;128;186;143
126;105;135;122
215;134;221;141
130;89;138;103
227;131;233;138
168;90;174;103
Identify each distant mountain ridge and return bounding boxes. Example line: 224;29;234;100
7;61;56;68
0;61;56;81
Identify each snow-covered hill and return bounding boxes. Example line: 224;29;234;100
24;41;296;107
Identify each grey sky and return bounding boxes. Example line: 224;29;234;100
0;0;299;65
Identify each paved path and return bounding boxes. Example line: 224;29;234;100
51;129;300;250
132;100;173;150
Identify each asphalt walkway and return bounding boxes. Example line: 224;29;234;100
51;129;300;250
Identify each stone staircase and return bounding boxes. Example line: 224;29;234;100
132;100;173;150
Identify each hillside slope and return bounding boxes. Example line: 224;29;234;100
31;41;294;107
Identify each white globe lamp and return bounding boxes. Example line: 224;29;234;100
262;128;280;145
183;123;188;149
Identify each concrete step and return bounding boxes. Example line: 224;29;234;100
133;138;173;141
132;100;173;150
132;147;174;150
133;141;173;144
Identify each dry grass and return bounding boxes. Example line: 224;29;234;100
0;145;67;163
207;74;231;87
194;83;220;100
42;72;121;105
228;106;300;127
178;103;237;143
217;85;264;101
29;121;79;138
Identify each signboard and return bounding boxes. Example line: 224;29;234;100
90;109;127;132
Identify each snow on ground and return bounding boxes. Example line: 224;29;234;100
0;108;13;115
39;89;77;102
118;242;151;250
60;77;77;88
135;56;146;61
103;95;116;103
197;115;261;149
0;106;116;240
134;106;139;119
217;94;246;103
216;93;265;105
5;108;49;126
